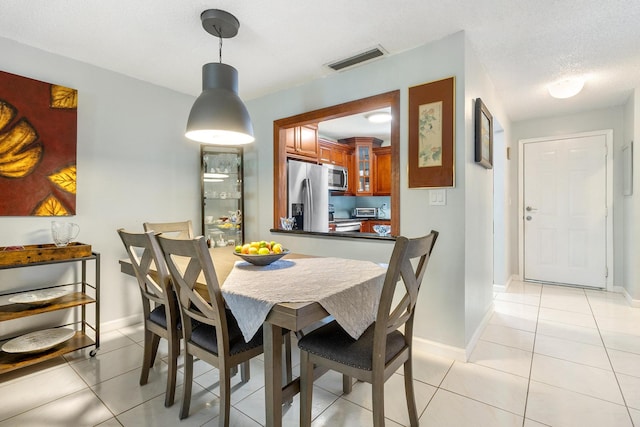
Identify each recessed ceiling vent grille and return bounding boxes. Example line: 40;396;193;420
327;46;386;71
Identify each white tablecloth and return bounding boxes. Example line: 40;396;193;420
221;257;387;341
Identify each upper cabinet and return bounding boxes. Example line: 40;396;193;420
342;137;383;196
318;139;348;168
284;124;318;161
373;146;392;195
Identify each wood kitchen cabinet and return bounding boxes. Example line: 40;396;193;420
318;139;332;164
341;150;355;195
318;139;349;168
373;146;392;195
342;137;383;196
284;124;318;161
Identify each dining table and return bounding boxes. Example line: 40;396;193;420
119;246;387;427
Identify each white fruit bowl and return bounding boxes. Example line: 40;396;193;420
373;225;391;236
233;250;289;266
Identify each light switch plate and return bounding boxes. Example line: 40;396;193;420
429;189;446;206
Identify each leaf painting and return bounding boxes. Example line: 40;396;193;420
48;165;77;194
33;195;69;216
50;85;78;109
0;71;77;216
0;100;43;178
0;100;16;129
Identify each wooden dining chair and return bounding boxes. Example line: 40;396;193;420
155;234;292;425
298;231;439;427
143;220;194;239
116;229;180;407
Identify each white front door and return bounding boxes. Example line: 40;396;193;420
523;133;607;288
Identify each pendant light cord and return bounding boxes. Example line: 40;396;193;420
215;25;224;63
218;35;223;63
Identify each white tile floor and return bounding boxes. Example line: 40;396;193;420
1;280;639;426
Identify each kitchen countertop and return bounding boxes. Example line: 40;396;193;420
330;218;391;223
270;228;395;241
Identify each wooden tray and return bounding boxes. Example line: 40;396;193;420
0;243;92;266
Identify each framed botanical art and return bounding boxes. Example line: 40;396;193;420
408;76;455;188
474;97;493;169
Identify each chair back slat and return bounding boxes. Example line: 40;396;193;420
386;295;411;333
156;235;230;352
137;249;165;303
143;220;194;240
373;231;438;367
117;229;179;325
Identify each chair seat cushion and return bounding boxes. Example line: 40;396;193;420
149;305;169;328
189;309;264;356
148;305;182;330
298;321;406;371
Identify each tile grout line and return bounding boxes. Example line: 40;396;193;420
585;289;636;426
416;358;455;422
521;283;543;426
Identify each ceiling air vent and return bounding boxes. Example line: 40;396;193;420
327;46;386;71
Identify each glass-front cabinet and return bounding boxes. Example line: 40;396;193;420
201;146;243;248
342;137;383;196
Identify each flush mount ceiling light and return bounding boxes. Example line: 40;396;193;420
366;111;392;123
185;9;254;145
547;78;585;99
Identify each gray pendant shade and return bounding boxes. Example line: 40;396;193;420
185;62;255;145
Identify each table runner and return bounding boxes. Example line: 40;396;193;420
221;257;387;341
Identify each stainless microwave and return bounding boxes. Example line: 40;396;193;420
325;164;348;191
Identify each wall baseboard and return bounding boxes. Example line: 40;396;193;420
101;314;142;333
493;273;515;293
617;286;640;308
493;283;507;293
413;302;495;362
464;302;495;360
413;336;467;362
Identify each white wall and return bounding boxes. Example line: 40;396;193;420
244;32;470;350
492;128;509;286
244;32;511;354
633;91;640;300
462;42;513;347
0;31;511;356
0;37;199;328
511;107;625;288
623;91;639;301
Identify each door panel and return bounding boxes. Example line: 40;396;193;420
523;135;606;288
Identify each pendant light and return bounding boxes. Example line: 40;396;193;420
185;9;254;145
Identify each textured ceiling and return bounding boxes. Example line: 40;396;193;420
1;0;639;122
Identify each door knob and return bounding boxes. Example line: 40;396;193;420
526;216;532;221
526;206;537;212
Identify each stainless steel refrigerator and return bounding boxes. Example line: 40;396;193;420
287;159;329;232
